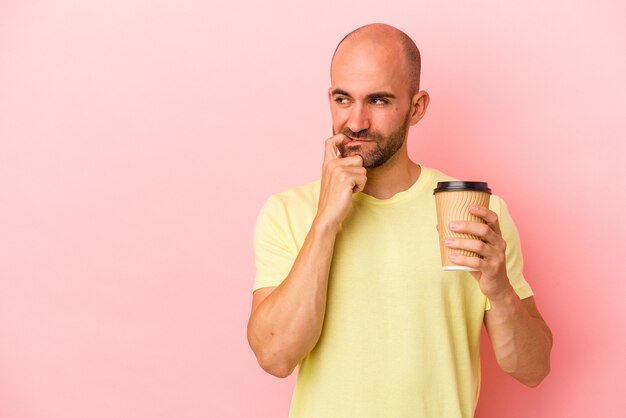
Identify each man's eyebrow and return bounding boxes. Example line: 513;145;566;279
331;88;351;97
367;91;396;99
330;89;397;100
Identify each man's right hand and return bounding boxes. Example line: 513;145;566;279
315;134;367;228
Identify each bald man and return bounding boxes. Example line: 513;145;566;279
247;24;552;418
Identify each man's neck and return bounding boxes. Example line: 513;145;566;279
361;154;421;200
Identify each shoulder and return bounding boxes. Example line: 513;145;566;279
254;180;320;251
255;179;321;230
261;179;321;214
271;179;320;205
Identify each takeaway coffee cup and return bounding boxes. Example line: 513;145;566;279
433;181;492;271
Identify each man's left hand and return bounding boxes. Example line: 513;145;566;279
444;205;513;301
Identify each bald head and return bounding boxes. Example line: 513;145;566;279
331;23;421;96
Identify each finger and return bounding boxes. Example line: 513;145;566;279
324;134;348;164
352;173;367;193
444;237;491;258
449;221;497;243
332;155;364;167
469;205;502;235
340;166;367;176
342;166;367;190
449;221;507;253
331;166;366;191
448;253;483;271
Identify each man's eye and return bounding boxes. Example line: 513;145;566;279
335;97;350;105
370;98;388;105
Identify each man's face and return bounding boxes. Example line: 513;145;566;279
329;39;413;168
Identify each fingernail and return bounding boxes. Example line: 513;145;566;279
449;222;459;230
444;239;453;246
449;254;458;260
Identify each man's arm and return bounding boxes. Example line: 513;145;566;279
247;134;366;378
247;220;338;378
484;294;553;387
444;204;552;387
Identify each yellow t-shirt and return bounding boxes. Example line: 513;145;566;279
253;167;533;418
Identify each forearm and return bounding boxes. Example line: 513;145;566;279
247;218;338;377
486;288;553;387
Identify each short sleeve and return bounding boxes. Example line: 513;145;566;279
252;195;299;291
486;196;534;310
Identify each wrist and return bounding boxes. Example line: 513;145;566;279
312;215;341;236
487;285;519;309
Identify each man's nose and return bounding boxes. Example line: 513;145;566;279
346;102;370;133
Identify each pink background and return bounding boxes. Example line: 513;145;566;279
1;1;625;417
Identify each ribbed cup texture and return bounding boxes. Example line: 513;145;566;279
435;191;491;269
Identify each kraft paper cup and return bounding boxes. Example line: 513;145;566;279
433;181;492;271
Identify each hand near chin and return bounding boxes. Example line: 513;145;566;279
315;134;367;229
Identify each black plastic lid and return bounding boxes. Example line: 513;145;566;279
433;181;491;194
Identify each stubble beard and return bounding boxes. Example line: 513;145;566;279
334;110;412;168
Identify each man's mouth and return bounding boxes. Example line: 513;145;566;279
344;136;372;145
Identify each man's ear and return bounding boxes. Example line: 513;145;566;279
409;91;430;126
